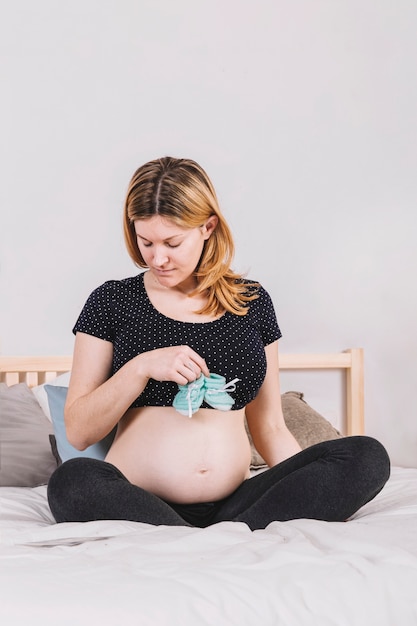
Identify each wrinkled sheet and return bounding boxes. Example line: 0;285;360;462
1;467;417;626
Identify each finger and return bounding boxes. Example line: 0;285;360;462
178;361;199;383
177;347;209;378
189;357;211;379
195;358;209;377
187;351;209;377
175;372;191;386
186;360;204;377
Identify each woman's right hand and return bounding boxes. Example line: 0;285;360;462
136;345;209;386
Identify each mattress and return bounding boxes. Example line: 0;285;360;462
1;467;417;625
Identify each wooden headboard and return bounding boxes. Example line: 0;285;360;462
0;348;364;436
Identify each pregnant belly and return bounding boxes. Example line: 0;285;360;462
105;406;252;503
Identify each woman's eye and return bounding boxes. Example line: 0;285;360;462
139;242;180;248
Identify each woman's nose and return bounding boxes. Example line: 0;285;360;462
153;247;169;266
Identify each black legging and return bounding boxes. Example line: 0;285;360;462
47;436;390;530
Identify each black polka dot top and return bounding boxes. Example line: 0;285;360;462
73;272;281;410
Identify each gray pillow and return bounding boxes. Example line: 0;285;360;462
0;383;57;486
247;391;342;468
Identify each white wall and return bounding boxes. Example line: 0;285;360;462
1;0;416;467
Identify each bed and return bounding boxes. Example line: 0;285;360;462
1;349;417;626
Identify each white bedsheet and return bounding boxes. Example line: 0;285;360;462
1;467;417;626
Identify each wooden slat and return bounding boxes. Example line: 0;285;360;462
2;372;19;386
0;356;73;373
279;352;352;369
346;348;365;436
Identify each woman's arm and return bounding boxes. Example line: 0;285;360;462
245;341;301;467
65;332;148;450
65;331;209;450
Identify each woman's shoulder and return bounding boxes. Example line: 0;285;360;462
239;278;281;341
237;278;270;300
88;273;145;299
79;274;146;316
238;278;276;317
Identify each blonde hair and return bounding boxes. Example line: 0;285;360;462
123;157;258;316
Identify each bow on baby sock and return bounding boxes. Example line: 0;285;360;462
173;373;240;418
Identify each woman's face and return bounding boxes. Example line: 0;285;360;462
134;215;217;290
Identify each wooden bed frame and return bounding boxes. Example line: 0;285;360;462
0;348;364;436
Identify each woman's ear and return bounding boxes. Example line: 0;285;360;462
201;215;218;240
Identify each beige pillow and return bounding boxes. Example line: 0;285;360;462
0;383;57;486
247;391;342;468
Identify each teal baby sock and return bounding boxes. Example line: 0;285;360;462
173;374;206;418
203;373;240;411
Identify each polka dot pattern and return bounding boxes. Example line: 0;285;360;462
73;273;281;410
